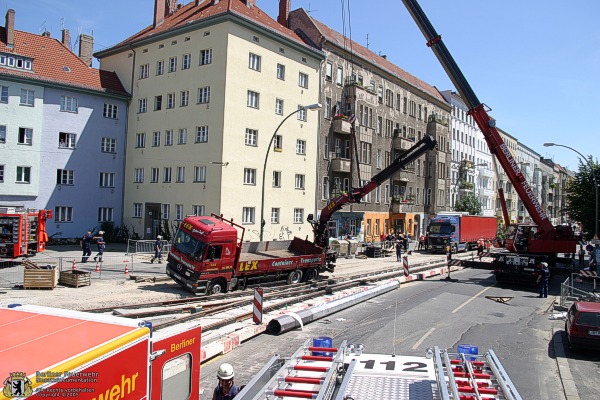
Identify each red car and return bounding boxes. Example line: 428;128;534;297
565;301;600;351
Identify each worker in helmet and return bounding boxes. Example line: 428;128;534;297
212;363;239;400
537;262;549;298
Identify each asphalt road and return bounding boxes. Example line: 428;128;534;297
199;267;599;400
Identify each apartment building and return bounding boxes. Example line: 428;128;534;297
95;0;323;240
515;142;543;224
286;7;451;242
0;10;129;238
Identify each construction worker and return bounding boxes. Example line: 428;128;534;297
477;237;484;256
80;231;93;263
212;363;239;400
93;231;106;262
537;262;549;298
150;235;163;264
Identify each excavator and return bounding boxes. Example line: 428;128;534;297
401;0;580;284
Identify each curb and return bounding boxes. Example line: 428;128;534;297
552;327;581;400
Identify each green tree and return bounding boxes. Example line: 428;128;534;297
564;157;599;239
454;193;482;215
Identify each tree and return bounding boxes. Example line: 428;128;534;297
454;192;482;215
564;157;599;239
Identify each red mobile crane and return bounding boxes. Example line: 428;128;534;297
401;0;579;283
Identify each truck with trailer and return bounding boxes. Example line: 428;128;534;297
0;208;51;258
401;0;580;284
427;212;497;253
1;304;201;400
167;135;437;295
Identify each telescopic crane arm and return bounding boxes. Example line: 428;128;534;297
401;0;555;236
310;134;437;248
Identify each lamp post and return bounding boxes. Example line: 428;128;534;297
544;142;598;239
259;103;322;241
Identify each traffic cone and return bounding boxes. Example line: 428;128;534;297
95;263;100;273
72;260;77;270
124;264;129;275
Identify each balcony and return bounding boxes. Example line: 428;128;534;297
332;117;352;134
331;157;351;173
392;130;416;150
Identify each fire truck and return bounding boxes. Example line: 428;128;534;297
1;304;201;400
167;136;436;295
401;0;580;284
0;208;51;258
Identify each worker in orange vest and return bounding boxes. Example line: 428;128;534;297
477;237;484;256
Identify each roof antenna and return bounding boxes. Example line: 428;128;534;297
365;33;370;49
306;2;318;14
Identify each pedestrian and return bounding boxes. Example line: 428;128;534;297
150;235;163;264
537;262;549;298
477;237;484;256
93;231;106;262
80;231;93;263
417;235;425;251
395;240;403;262
578;244;586;269
403;234;409;251
212;363;239;400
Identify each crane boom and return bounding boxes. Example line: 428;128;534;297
401;0;554;235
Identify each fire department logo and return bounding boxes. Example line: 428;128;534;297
3;372;33;398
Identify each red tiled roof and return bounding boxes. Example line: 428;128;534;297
0;27;128;96
102;0;313;55
307;13;445;103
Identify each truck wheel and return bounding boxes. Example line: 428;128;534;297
304;268;319;282
287;270;303;285
208;279;226;295
452;244;458;254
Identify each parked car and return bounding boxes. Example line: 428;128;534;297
565;301;600;351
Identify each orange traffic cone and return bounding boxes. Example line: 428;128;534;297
95;263;100;273
124;264;129;275
72;260;77;270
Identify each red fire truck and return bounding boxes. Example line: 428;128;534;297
0;208;51;258
1;304;201;400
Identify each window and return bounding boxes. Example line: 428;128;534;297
103;103;118;119
274;135;282;151
271;208;280;224
385;89;393;107
247;91;260;108
20;89;34;106
275;98;284;115
163;167;172;183
192;205;205;216
199;49;212;65
325;97;331;119
194;166;206;182
133;203;143;218
154;95;163;111
195;126;208;143
161;204;170;220
336;66;343;85
60;96;78;112
167;93;175;109
322;177;330;199
245;129;257;146
248;53;261;71
324;137;329;159
99;172;115;188
18;128;33;145
0;85;8;103
56;169;74;185
277;63;285;80
376;116;382;135
139;64;149;79
178;129;187;144
176;166;185;182
298;72;309;88
156;60;164;75
182;53;191;69
151;168;159;183
360;142;372;164
134;168;144;183
175;204;184;221
272;171;281;187
197;87;210;104
376;149;382;169
244;168;256;185
0;125;5;143
180;90;189;107
98;137;116;154
138;98;147;113
242;207;255;224
16;166;31;183
297;105;307;121
136;133;146;148
295;174;305;189
296;140;306;155
165;130;173;146
57;132;76;148
325;62;332;81
169;56;177;72
54;206;73;222
377;85;383;103
294;208;303;224
152;131;161;147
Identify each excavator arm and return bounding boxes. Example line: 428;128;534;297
310;134;437;248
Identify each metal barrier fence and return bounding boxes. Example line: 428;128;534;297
126;239;170;255
559;273;600;308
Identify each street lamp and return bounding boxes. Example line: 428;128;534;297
544;142;598;239
259;103;322;241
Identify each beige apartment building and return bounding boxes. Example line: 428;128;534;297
95;0;323;240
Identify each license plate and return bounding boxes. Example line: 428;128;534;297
589;330;600;336
172;272;183;282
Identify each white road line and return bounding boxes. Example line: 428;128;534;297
412;327;436;350
452;284;496;314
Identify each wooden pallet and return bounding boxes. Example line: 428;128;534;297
59;270;91;288
23;268;59;289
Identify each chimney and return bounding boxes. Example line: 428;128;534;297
61;28;70;48
42;31;51;37
5;9;15;49
78;34;94;67
242;0;256;9
277;0;290;27
154;0;168;28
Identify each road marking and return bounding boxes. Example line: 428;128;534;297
452;284;496;314
412;327;436;350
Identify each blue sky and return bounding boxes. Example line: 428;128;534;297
3;0;599;171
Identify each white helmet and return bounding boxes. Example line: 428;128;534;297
217;363;234;380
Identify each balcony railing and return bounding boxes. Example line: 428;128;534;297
331;157;351;173
332;117;352;134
